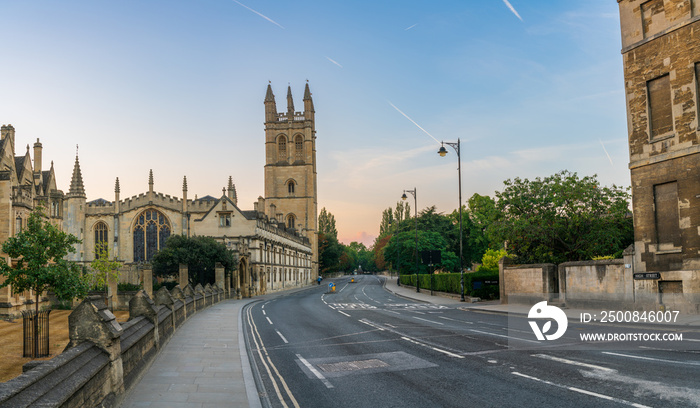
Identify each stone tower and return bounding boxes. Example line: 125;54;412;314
64;150;86;262
264;82;318;276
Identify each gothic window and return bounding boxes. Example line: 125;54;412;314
294;135;303;162
647;74;673;138
15;216;21;234
94;221;108;254
288;180;295;194
219;214;231;227
287;214;296;230
278;135;287;162
133;209;171;263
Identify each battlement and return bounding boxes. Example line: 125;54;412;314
85;191;220;214
276;112;307;122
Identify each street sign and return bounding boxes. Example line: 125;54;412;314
633;272;661;280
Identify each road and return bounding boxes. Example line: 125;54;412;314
243;275;700;408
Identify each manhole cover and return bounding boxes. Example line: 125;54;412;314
318;359;389;372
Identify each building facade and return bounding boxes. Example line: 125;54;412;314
618;0;700;310
0;83;319;315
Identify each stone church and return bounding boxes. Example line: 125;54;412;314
0;83;318;315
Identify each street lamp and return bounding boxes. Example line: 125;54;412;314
402;188;419;293
438;139;465;302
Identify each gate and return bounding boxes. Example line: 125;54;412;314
22;309;51;358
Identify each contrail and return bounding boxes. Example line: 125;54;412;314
502;0;523;21
325;56;343;68
405;23;418;31
388;102;441;145
599;139;614;166
232;0;284;29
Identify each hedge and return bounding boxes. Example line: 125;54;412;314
399;271;499;299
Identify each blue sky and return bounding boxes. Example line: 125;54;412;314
0;1;628;246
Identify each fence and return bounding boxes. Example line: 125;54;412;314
21;309;51;358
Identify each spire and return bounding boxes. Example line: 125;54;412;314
148;169;154;194
182;175;188;191
115;177;120;193
287;84;294;114
227;176;237;205
68;151;86;198
303;81;315;117
264;82;278;122
265;82;275;102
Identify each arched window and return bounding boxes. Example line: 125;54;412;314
15;216;21;234
133;209;171;263
94;221;108;254
287;214;296;230
295;135;303;162
288;180;295;194
278;135;287;162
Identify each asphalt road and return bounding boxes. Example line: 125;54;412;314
243;275;700;408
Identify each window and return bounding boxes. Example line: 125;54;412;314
288;180;295;194
647;75;673;138
295;135;303;162
15;216;21;234
287;214;296;230
133;209;171;263
219;214;231;227
278;135;287;162
654;182;680;246
94;221;108;254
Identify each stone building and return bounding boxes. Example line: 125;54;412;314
618;0;700;308
0;82;319;315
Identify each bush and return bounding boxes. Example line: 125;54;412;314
399;271;499;299
118;283;142;292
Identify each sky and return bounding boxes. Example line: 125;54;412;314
0;1;629;247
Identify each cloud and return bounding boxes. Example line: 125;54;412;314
232;0;285;29
502;0;523;21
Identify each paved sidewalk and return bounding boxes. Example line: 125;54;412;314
120;299;260;408
382;275;700;327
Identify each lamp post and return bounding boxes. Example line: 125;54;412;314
438;139;465;302
402;188;419;293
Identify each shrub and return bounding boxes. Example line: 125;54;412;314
118;283;142;292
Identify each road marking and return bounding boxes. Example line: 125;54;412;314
296;354;334;389
338;310;350;317
262;310;267;316
532;354;615;372
602;352;700;366
266;317;273;325
470;329;540;344
385;310;401;315
438;316;472;323
276;330;289;344
400;336;464;359
338;283;348;293
412;316;444;325
512;372;651;408
359;319;385;331
246;307;300;408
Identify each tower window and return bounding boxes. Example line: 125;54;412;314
278;135;287;162
295;135;303;162
288;180;295;194
287;214;296;230
647;74;673;139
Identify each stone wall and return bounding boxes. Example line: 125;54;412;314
0;284;229;408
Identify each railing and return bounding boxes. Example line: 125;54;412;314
22;309;51;358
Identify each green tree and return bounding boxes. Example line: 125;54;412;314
491;170;633;264
378;208;394;237
318;208;337;238
372;235;391;271
318;232;343;274
478;248;509;272
152;235;236;286
90;241;122;289
0;206;88;357
383;230;458;274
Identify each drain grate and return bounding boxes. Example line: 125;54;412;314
317;359;389;372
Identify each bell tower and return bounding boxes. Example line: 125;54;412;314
264;82;318;276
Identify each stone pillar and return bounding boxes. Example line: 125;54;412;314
498;256;512;304
66;295;124;397
179;263;188;287
129;290;159;349
107;271;118;311
215;263;225;292
225;275;230;299
142;267;153;299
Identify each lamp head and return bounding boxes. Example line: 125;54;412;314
401;193;408;201
438;145;448;157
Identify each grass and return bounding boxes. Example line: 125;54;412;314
0;309;129;382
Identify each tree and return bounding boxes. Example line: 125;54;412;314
90;241;122;289
152;235;236;286
478;248;509;273
318;208;337;238
490;170;633;264
0;206;89;309
378;208;394;237
318;232;343;274
383;230;458;274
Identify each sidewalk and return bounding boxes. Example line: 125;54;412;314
382;276;700;327
119;299;260;408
